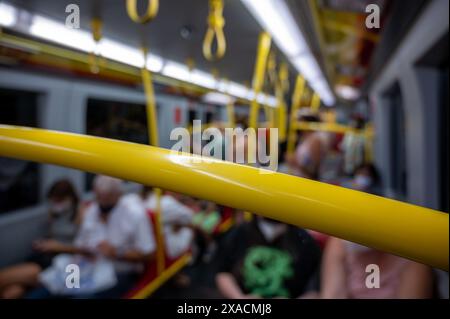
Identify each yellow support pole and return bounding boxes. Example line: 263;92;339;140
226;101;235;128
311;92;321;113
287;75;306;155
248;32;271;130
0;125;448;270
276;62;289;142
141;48;165;275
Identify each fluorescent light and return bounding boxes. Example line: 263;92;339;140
227;82;248;99
241;0;336;106
5;3;278;107
30;15;96;52
241;0;307;57
0;2;17;27
336;85;360;101
202;92;235;106
292;54;322;82
162;61;190;81
190;70;217;89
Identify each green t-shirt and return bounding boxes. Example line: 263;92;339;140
193;211;221;234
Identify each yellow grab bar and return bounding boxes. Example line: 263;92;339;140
0;125;448;270
126;0;159;24
294;121;360;135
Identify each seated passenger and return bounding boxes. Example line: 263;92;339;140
26;175;156;298
0;179;81;299
320;237;434;298
142;187;195;259
320;164;433;299
216;216;321;299
286;112;331;180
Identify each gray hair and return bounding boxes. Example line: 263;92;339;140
93;175;123;195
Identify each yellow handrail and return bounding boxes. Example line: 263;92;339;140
0;125;448;270
88;18;104;74
294;121;360;135
287;75;306;155
126;0;159;24
203;0;226;61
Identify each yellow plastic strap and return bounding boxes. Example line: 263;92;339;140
141;47;164;274
203;0;226;61
126;0;159;24
287;75;306;155
0;125;447;270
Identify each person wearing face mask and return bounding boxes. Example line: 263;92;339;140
0;179;81;299
319;164;433;299
23;175;156;299
216;217;321;299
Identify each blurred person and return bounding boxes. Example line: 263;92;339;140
216;216;321;299
320;237;434;299
286;112;331;180
192;201;221;263
25;175;156;298
320;163;433;299
0;179;81;299
341;115;366;176
140;187;195;259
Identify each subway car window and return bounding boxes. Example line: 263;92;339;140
0;88;40;214
85;98;149;190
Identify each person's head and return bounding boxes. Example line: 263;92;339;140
47;179;79;217
353;163;379;191
93;175;123;215
256;216;288;242
349;114;365;130
296;109;321;142
141;185;153;199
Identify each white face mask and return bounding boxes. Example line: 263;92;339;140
354;175;372;189
345;241;372;253
257;219;287;242
49;199;73;216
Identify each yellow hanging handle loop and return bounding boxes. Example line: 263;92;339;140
141;47;164;274
126;0;159;24
203;0;226;61
88;18;103;74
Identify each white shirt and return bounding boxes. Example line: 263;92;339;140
145;194;194;259
74;196;156;273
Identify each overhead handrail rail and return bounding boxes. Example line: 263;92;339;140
0;125;447;271
203;0;226;61
126;0;159;24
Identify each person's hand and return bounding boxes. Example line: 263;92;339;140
33;239;64;253
97;241;117;259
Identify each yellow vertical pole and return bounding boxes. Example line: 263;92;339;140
277;62;289;142
311;92;321;113
248;32;272;130
287;75;306;155
142;48;165;275
226;101;235;128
